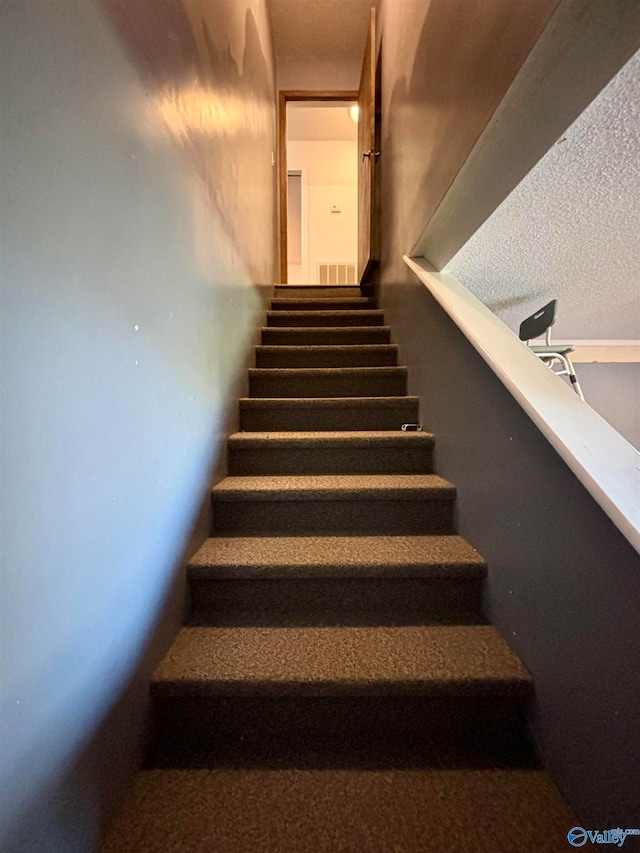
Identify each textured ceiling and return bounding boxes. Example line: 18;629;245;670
446;49;640;340
268;0;376;62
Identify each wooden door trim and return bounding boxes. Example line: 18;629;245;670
278;90;359;284
358;6;378;285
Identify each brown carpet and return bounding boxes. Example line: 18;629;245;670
102;287;577;850
102;768;574;853
151;625;531;696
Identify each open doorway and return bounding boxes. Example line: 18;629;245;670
279;92;359;285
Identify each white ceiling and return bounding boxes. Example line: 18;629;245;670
446;48;640;340
287;104;357;141
267;0;376;62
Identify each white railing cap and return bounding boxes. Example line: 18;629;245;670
404;255;640;554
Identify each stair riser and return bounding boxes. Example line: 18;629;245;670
188;578;484;627
228;446;434;475
249;371;407;398
211;499;454;535
271;299;377;311
149;695;533;769
262;328;391;345
256;346;399;368
267;312;384;328
240;401;419;431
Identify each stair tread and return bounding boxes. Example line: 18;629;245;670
249;367;406;376
267;312;385;328
271;298;377;308
274;285;363;291
256;344;397;351
152;625;532;695
256;342;398;354
262;328;392;345
255;346;399;368
228;431;433;448
240;396;418;407
102;767;575;853
262;325;390;332
212;474;455;501
268;310;384;319
249;366;408;398
188;534;485;578
240;397;418;432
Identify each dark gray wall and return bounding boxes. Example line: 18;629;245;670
376;0;640;826
0;1;276;850
377;277;640;829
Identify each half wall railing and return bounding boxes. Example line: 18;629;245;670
404;255;640;554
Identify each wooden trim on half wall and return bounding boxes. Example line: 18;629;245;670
278;90;359;284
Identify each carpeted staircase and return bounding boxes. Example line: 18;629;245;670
103;286;574;852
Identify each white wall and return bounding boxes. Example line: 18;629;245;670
0;1;276;849
288;140;357;283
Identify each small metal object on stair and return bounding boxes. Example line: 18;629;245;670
401;423;423;431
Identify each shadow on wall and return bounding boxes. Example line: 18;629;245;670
484;293;544;314
2;570;186;853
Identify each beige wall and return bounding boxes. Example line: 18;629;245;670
0;1;276;849
278;57;361;91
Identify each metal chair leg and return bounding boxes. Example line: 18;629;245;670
554;353;585;400
564;354;585;400
539;353;585;400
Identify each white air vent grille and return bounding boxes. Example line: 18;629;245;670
318;263;357;286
